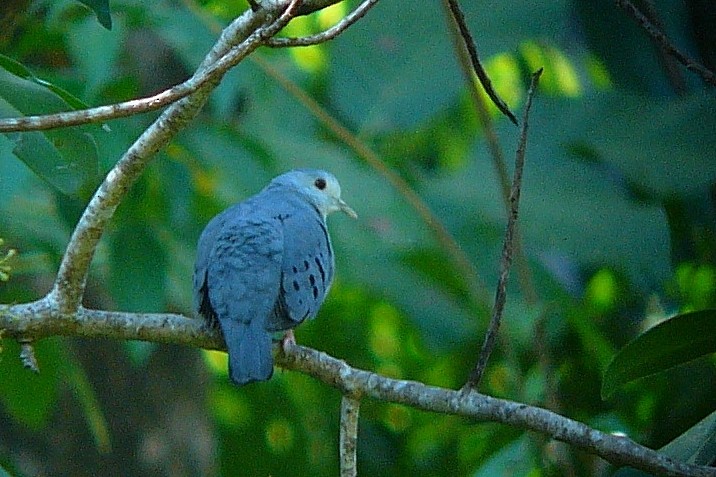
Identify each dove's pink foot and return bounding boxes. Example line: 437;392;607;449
281;329;296;350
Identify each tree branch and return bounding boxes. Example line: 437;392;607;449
0;10;273;133
464;69;542;390
46;0;307;314
1;304;713;476
339;395;360;477
444;0;517;124
615;0;716;87
266;0;380;47
0;0;355;133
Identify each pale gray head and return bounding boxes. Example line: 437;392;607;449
270;169;357;219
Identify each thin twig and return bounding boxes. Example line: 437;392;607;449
339;395;361;477
1;303;714;477
442;0;537;307
267;0;380;47
19;339;39;372
463;68;543;391
444;0;517;124
640;0;687;94
615;0;716;87
0;86;189;132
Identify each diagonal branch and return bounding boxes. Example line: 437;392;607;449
615;0;716;87
47;0;305;314
444;0;517;124
0;84;194;133
0;304;713;477
442;0;538;306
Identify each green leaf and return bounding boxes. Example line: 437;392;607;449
574;0;670;93
0;54;91;110
425;127;672;291
63;349;112;453
602;310;716;399
660;409;716;465
614;409;716;476
0;339;63;429
0;60;100;197
76;0;113;30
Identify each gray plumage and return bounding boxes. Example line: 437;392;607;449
193;169;356;386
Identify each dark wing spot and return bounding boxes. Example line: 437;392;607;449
315;257;325;283
309;274;316;286
293;280;300;291
292;266;298;274
312;287;319;299
303;260;310;271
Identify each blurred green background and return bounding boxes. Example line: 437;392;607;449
1;0;716;475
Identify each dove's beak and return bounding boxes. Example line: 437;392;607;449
339;199;358;219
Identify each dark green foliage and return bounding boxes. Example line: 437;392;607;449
603;310;716;399
1;0;715;475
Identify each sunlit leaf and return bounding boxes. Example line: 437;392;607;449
329;0;568;128
602;310;716;399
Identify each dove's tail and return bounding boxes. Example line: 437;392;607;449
220;318;274;386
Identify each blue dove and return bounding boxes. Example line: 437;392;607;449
193;169;356;385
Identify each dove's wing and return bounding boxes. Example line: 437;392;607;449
195;203;284;385
267;196;334;331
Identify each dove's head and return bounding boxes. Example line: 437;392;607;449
272;169;357;219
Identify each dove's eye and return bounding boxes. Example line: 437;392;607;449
314;178;327;190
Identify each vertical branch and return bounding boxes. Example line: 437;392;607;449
463;68;543;391
340;395;361;477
